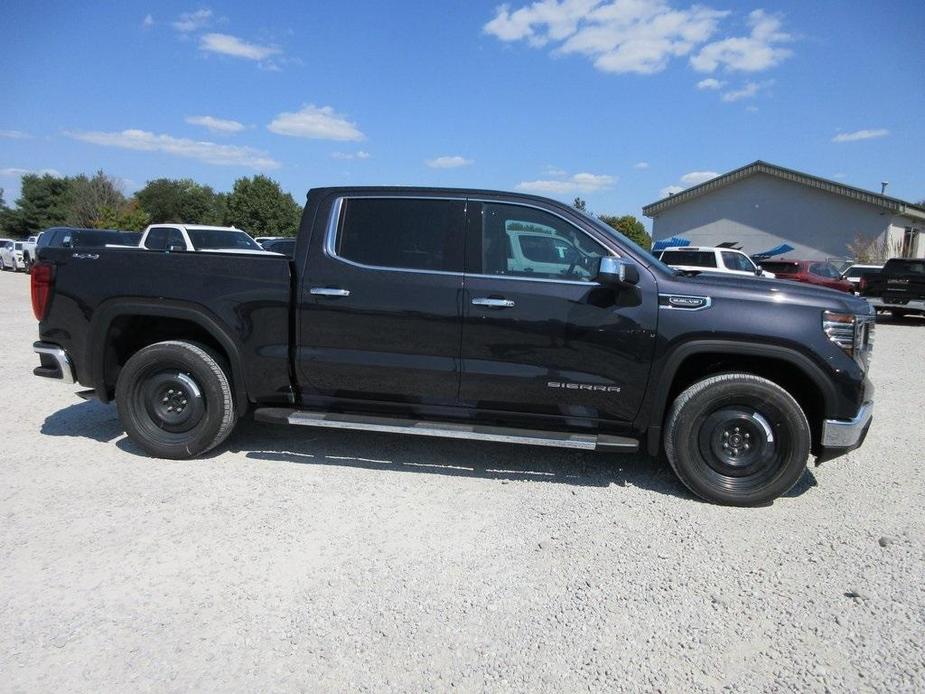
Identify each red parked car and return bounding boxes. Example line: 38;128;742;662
757;259;854;293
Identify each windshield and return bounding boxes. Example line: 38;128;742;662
186;229;261;251
574;210;676;275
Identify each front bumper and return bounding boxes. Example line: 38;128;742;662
867;297;925;314
33;341;75;384
818;401;873;462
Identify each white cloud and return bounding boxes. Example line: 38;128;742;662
696;77;724;90
173;9;212;33
142;14;155;28
426;155;474;169
331;150;371;160
659;184;684;197
0;167;62;178
680;170;718;185
199;33;280;61
633;161;650;169
691;9;792;73
268;105;364;141
185;115;245;133
721;80;771;102
517;172;615;194
0;130;31;139
832;128;889;143
544;165;568;176
484;0;730;75
66;129;279;169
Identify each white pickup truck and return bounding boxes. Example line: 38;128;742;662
138;224;277;254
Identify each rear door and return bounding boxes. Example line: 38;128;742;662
296;195;466;406
459;200;657;425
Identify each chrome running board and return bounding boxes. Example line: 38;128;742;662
253;408;638;452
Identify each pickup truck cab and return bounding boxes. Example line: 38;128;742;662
139;224;274;254
657;246;775;279
31;187;875;506
758;259;854;293
861;257;925;317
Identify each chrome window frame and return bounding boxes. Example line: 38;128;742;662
323;194;616;287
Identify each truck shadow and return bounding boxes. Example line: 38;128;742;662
40;401;817;502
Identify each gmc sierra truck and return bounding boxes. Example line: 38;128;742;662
861;257;925;318
31;187;875;506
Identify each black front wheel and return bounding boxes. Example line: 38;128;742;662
116;341;237;459
664;373;811;506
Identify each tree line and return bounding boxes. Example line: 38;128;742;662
0;171;302;239
572;197;652;250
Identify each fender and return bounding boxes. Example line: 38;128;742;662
86;298;249;411
639;339;839;456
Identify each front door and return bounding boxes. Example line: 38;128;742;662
459;201;657;425
296;195;466;406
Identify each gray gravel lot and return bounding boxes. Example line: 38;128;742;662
0;270;923;692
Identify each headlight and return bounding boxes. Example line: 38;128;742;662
823;310;874;366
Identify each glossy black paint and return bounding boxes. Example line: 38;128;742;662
35;185;874;457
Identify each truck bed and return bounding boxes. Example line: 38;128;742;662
37;246;293;406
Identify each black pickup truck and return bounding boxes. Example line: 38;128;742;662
860;257;925;318
31;187;875;506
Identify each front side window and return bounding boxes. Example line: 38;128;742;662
810;262;840;278
478;203;606;281
721;251;756;272
144;227;170;250
335;198;465;272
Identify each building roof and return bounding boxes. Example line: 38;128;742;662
642;160;925;221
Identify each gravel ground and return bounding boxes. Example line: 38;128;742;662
0;270;923;692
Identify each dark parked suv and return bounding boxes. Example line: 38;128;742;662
31;187;875;505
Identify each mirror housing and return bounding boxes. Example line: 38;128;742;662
167;243;186;253
596;256;639;286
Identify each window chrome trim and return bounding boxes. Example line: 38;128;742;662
323;195;613;287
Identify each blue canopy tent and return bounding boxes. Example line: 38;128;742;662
652;236;691;251
751;243;794;260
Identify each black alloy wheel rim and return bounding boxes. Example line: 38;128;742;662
698;406;782;485
139;369;205;433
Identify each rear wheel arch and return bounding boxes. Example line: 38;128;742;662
644;341;835;456
88;300;249;413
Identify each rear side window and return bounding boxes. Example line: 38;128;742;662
335;198;465;272
660;250;717;268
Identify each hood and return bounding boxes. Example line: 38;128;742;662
672;271;871;314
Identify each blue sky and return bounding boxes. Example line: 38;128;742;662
2;0;923;228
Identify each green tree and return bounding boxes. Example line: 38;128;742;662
95;200;151;231
135;178;223;224
4;173;75;237
573;197;588;212
225;175;300;236
68;170;127;228
597;214;652;250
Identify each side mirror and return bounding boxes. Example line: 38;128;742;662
596;256;639;286
167;243;186;253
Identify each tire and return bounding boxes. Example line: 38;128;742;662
116;340;237;459
664;373;811;506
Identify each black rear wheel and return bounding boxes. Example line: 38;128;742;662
664;373;811;506
116;341;236;459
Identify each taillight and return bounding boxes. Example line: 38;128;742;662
31;261;55;321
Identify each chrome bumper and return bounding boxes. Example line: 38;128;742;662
33;342;75;384
867;297;925;312
821;402;873;449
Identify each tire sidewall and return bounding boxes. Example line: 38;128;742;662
116;341;233;459
666;375;810;506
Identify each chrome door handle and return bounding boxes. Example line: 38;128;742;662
310;287;350;297
472;297;515;308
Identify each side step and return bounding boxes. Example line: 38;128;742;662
253;407;638;452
